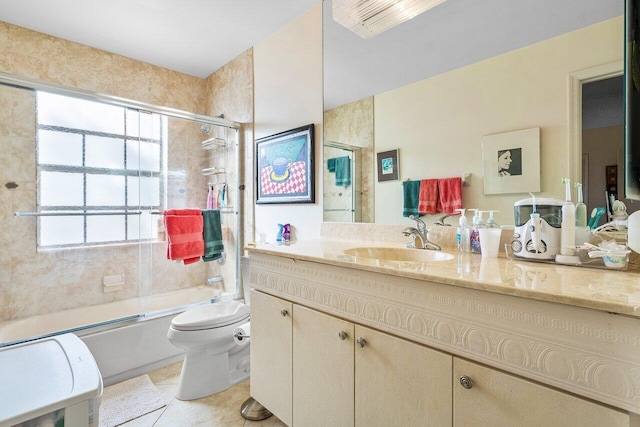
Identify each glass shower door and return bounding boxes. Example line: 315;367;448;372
323;143;356;222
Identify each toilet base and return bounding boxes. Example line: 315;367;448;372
175;345;250;401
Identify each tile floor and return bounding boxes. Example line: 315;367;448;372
118;362;286;427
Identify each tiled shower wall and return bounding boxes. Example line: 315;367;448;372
204;49;254;249
324;96;374;223
0;21;245;321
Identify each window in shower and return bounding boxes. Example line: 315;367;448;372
36;91;165;248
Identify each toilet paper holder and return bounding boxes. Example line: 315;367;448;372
233;331;249;341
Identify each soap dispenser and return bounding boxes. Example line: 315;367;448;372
454;208;470;253
486;210;500;228
469;209;484;254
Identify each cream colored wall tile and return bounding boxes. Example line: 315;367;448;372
204;49;254;250
324;97;374;223
0;21;246;327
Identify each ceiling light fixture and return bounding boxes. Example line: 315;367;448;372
333;0;447;39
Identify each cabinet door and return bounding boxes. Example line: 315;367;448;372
250;290;293;426
293;305;355;427
453;358;631;427
355;325;453;427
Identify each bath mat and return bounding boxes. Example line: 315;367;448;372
100;374;168;427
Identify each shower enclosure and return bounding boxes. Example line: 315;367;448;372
0;72;242;347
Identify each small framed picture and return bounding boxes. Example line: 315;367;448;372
377;149;399;182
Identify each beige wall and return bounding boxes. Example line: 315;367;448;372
0;21;221;323
0;22;204;114
253;3;324;243
374;17;623;226
0;3;324;324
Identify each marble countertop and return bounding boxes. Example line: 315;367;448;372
247;238;640;319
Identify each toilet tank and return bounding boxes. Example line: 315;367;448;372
0;333;103;427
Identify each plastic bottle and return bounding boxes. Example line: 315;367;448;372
282;223;291;244
560;178;575;256
575;182;587;228
486;210;500;228
454;208;470;253
469;209;484;254
276;223;284;245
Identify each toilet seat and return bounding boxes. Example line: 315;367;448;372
171;300;249;331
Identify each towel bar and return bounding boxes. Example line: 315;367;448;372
14;211;142;217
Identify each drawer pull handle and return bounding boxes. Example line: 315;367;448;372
459;375;473;389
280;309;288;317
338;331;348;340
356;337;366;348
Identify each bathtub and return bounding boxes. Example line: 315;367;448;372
0;286;240;386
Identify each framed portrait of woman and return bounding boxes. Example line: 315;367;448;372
482;127;540;195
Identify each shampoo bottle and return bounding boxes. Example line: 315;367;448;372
575;182;587;228
454;208;470;253
560;178;575;256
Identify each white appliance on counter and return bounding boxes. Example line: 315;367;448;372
511;197;563;260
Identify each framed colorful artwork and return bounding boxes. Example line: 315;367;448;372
256;124;315;204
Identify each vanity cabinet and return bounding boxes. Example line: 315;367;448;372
252;291;636;427
252;290;453;426
248;251;640;426
250;290;293;426
453;358;631;427
293;304;354;426
354;323;452;426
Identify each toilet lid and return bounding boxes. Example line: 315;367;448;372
171;300;249;331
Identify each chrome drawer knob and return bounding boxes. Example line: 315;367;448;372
338;331;348;340
356;337;366;348
459;375;473;389
280;309;288;317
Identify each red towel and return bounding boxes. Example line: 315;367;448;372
437;177;463;213
164;209;204;265
418;179;438;214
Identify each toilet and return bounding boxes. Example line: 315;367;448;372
167;299;251;400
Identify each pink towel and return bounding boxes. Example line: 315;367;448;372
437;177;463;213
418;179;438;214
164;209;204;265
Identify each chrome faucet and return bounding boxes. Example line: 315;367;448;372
403;215;441;250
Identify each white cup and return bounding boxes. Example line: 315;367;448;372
479;228;502;258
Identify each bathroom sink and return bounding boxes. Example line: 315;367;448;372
343;247;454;263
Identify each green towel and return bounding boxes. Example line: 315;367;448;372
334;156;351;187
402;180;421;218
327;157;336;172
202;209;224;262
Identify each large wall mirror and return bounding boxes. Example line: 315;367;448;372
323;0;639;227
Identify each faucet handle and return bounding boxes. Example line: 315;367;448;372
409;215;426;231
434;214;452;226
